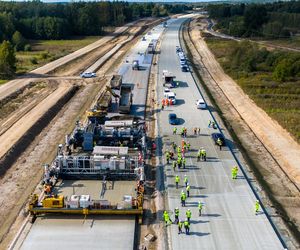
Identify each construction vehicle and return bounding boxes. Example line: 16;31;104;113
119;84;133;114
132;60;140;70
110;75;122;89
162;70;176;88
87;86;120;123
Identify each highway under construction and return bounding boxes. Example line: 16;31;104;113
1;13;298;250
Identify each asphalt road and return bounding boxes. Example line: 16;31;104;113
157;17;285;250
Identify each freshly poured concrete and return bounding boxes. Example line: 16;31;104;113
20;216;135;250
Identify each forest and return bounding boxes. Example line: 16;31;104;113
0;1;191;78
207;1;300;38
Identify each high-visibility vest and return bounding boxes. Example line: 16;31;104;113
186;211;191;218
175;176;180;183
175;209;179;216
184;177;188;183
184;221;189;227
186;185;190;192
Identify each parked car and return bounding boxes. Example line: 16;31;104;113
181;65;189;72
196;99;206;109
80;72;96;78
211;133;225;145
168;113;178;125
176;46;182;53
180;59;187;65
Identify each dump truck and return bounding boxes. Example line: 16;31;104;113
119;84;133;114
110;74;122;89
162;70;176;88
132;60;140;70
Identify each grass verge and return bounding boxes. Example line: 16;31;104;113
15;36;102;74
205;36;300;143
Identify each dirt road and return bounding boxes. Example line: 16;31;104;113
0;23;134;102
184;17;300;247
205;18;300;52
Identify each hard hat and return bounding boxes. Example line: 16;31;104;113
256;200;259;202
188;209;190;211
184;174;187;176
181;190;184;192
176;207;178;209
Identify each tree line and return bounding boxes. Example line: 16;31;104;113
207;1;300;38
0;1;191;79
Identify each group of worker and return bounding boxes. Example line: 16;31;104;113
161;98;174;110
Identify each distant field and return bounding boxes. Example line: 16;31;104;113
259;36;300;50
206;37;300;143
15;36;102;74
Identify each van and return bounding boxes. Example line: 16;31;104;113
164;92;176;105
196;99;206;109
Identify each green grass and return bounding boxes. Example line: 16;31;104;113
0;79;8;85
206;37;300;143
261;36;300;50
15;36;102;74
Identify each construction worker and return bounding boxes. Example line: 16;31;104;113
184;127;187;137
184;219;190;235
186;209;192;223
178;220;183;234
217;138;222;150
231;166;238;179
166;151;170;164
174;207;180;223
172;160;177;171
177;146;181;154
197;149;201;162
186;183;190;197
182;157;186;169
198;201;203;216
172;142;177;152
177;157;182;168
208;120;212;128
187;141;191;151
181;190;186;207
201;148;207;161
166;98;169;107
173;127;177;135
163;210;172;226
193;127;197;135
175;175;180;189
198;127;201;135
184;175;188;188
255;200;260;215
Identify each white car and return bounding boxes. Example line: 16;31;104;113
196;99;206;109
80;72;96;78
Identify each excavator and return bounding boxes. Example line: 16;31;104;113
87;86;120;123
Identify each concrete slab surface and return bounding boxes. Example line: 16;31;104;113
157;17;285;250
20;216;135;250
55;180;136;205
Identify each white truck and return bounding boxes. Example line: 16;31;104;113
164;91;176;105
162;70;176;88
